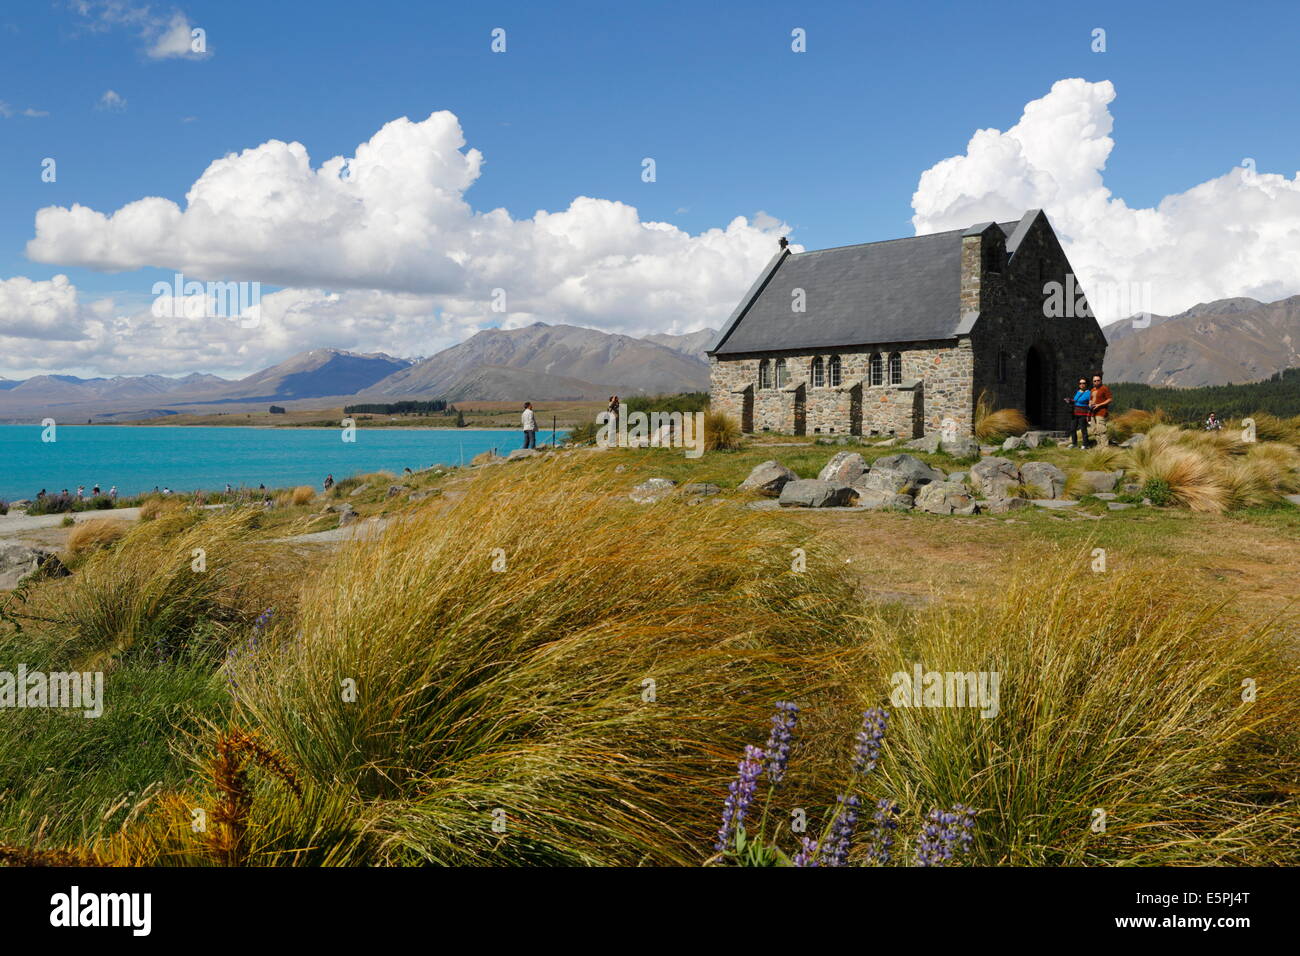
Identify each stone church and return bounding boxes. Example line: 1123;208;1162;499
707;209;1106;438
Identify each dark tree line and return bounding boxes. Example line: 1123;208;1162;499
344;400;450;415
1112;369;1300;421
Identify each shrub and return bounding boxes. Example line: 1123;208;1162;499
1141;477;1173;506
290;486;316;507
61;515;75;528
974;392;1029;442
66;518;128;556
704;410;743;451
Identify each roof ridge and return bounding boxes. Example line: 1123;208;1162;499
793;215;1025;257
793;227;966;257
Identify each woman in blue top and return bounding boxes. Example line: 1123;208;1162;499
1067;378;1092;447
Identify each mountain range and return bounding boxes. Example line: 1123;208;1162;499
3;293;1297;423
1101;294;1300;387
0;326;717;422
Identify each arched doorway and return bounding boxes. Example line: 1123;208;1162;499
1024;344;1054;428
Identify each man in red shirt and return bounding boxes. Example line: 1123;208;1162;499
1088;373;1113;446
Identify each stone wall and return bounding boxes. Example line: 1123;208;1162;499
709;339;973;437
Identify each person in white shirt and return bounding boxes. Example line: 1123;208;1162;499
521;402;538;449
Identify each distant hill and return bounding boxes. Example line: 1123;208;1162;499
361;323;710;401
182;349;410;403
0;349;407;422
1103;295;1300;386
641;328;718;362
0;326;712;421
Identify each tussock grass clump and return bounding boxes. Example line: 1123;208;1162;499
704;410;743;451
229;459;861;865
1108;407;1170;444
850;551;1300;865
1245;411;1300;446
1115;425;1300;512
1120;426;1225;512
290;485;316;506
65;518;128;556
974;391;1028;442
138;497;184;522
31;509;301;668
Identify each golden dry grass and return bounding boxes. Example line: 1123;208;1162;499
65;518;128;556
974;391;1029;442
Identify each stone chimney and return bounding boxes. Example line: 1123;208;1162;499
959;223;1004;314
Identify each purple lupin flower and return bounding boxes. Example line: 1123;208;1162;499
714;744;765;853
820;794;861;867
792;836;820;867
867;798;900;864
852;707;888;775
915;803;976;867
762;701;799;785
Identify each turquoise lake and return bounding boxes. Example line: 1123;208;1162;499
0;425;561;499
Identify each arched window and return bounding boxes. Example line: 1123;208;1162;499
810;356;825;388
996;349;1008;384
888;352;902;385
869;353;883;387
758;359;771;390
828;355;842;387
774;357;788;388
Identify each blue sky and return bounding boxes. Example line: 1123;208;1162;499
2;0;1299;376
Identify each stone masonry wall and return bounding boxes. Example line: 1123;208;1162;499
709;338;973;437
964;218;1108;431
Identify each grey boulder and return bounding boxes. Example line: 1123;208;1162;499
682;482;722;497
980;496;1031;514
0;541;68;591
779;480;858;508
817;451;868;485
970;457;1022;498
739;460;798;497
630;478;677;504
940;436;980;459
914;481;975;515
904;433;942;454
1078;470;1123;494
1020;461;1068;499
855;492;915;511
871;454;946;492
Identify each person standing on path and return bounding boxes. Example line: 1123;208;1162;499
522;402;537;450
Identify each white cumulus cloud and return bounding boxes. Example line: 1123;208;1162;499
26;110;789;343
912;77;1300;322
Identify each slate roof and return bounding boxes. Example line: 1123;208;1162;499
709;213;1031;356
